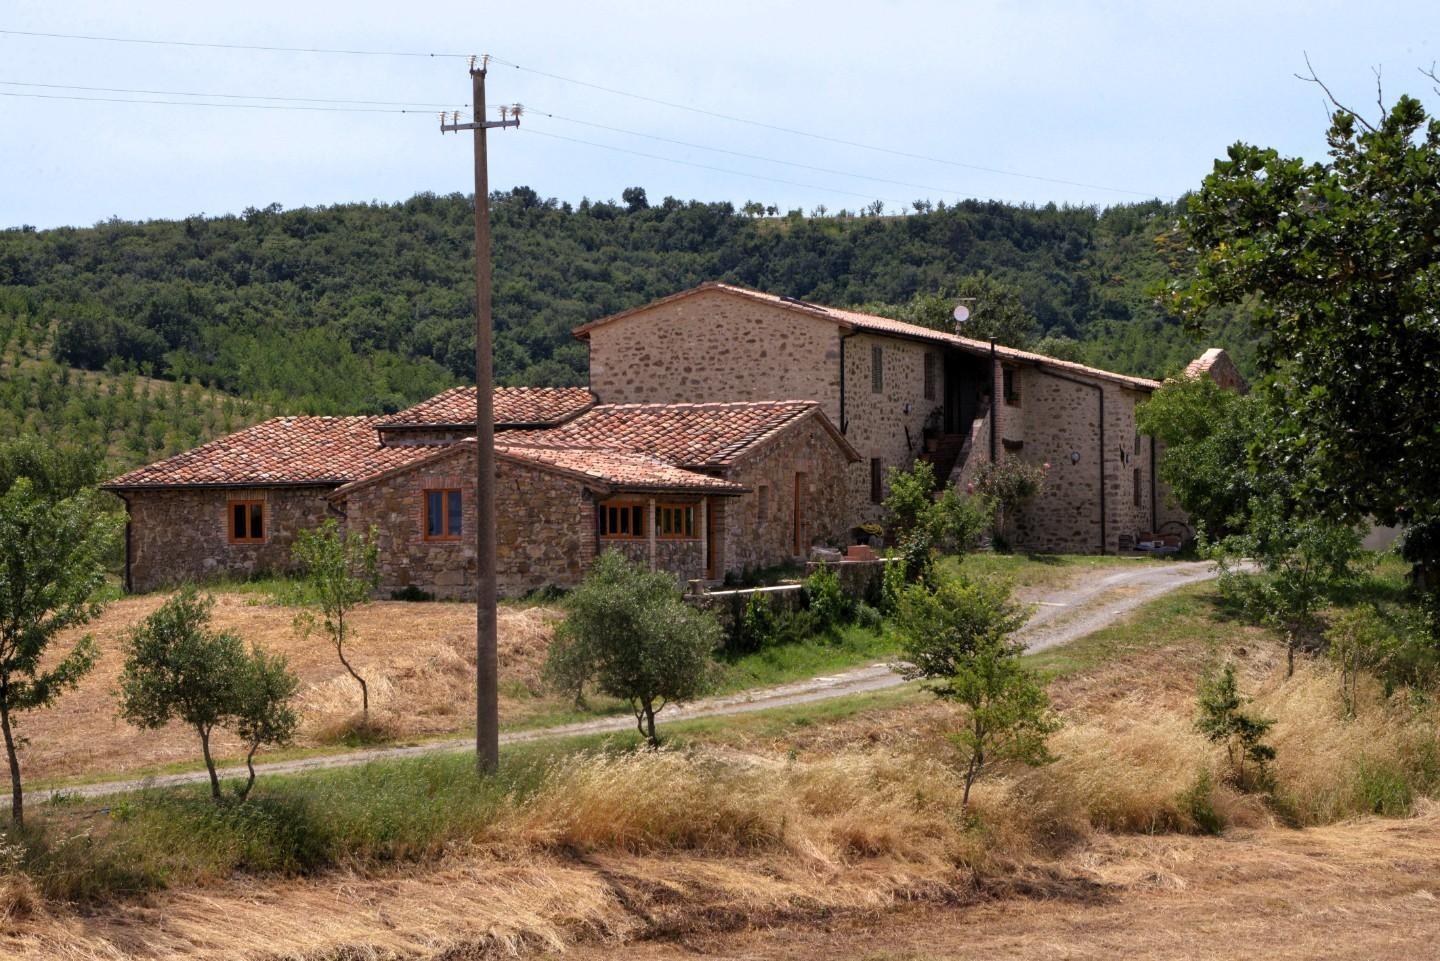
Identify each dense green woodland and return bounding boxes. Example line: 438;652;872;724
0;191;1256;456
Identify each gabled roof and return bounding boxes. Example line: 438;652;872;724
379;386;595;429
102;417;436;491
501;400;860;468
327;438;746;500
573;281;1161;391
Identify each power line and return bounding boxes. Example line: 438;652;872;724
0;27;469;58
1;27;1161;197
528;106;976;199
0;90;428;113
524;126;901;204
0;79;463;108
490;55;1161;198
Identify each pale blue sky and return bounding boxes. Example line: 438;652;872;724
2;1;1437;229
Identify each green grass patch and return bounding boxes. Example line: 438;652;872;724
1021;582;1228;681
19;730;642;903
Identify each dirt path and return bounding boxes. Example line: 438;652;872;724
27;559;1219;804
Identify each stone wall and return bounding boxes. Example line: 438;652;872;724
841;332;946;526
1010;370;1163;553
339;446;598;599
124;486;332;592
723;415;854;573
586;289;842;415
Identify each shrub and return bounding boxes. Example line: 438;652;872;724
730;591;779;656
973;459;1048;547
882;460;937;538
543;551;720;746
853;602;884;634
893;577;1027;680
879;553;908;615
804;564;850;633
389;585;434;602
1196;663;1275;792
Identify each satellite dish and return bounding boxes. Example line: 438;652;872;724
952;304;971;324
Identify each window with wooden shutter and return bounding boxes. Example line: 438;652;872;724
871;345;884;393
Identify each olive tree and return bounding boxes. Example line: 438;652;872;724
544;551;719;746
119;588;299;800
0;477;119;825
291;519;379;720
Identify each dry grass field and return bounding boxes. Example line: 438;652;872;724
14;555;1143;786
3;580;1437;960
17;593;560;784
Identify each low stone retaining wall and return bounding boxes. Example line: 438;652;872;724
685;582;806;634
684;557;894;633
805;557;891;608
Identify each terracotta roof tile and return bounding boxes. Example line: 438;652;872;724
103;416;433;490
497;444;745;493
502;401;838;468
327;439;745;498
379;386;594;428
574;282;1161;391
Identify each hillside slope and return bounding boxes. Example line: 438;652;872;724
0;193;1256;417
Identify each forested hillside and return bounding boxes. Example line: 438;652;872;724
0;300;273;472
0;190;1257;421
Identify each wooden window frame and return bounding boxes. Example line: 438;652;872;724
923;352;937;401
656;502;699;540
1003;367;1021;406
756;484;770;525
227;499;266;545
598;499;647;540
871;345;884;393
423;488;463;542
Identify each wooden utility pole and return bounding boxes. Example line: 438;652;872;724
441;57;519;774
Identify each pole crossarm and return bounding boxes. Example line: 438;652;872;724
440;118;520;133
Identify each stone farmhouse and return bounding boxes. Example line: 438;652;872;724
104;281;1239;597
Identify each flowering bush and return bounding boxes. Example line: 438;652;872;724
974;459;1049;549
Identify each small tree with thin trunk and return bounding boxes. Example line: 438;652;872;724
232;645;300;800
1196;662;1275;792
119;588;300;801
118;588;248;800
543;550;718;746
0;478;118;825
291;519;379;720
894;576;1058;808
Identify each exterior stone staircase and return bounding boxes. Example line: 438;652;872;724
918;432;968;495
